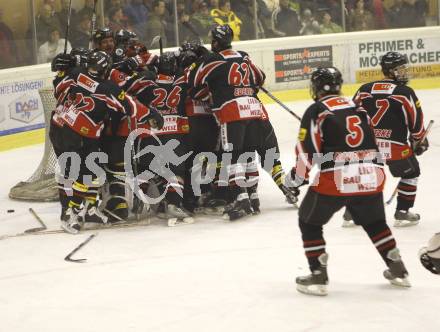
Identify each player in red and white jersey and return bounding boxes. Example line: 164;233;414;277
50;51;162;233
287;67;409;295
136;52;194;225
352;51;429;226
187;24;266;221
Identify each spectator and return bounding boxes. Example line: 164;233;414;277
211;0;242;41
35;3;61;46
145;0;168;47
77;0;96;22
272;0;301;37
320;12;343;34
232;0;270;40
370;0;387;29
0;8;17;68
401;0;428;27
190;1;212;43
71;14;92;49
38;26;71;64
388;0;406;28
176;0;195;42
56;0;77;33
349;0;375;31
299;8;321;35
108;7;127;32
124;0;149;41
208;0;219;11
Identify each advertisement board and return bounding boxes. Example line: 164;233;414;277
274;46;333;83
353;37;440;83
0;79;45;136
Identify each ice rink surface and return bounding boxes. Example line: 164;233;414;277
1;90;440;332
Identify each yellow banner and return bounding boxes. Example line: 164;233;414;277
356;64;440;83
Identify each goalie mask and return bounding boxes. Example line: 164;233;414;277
419;233;440;275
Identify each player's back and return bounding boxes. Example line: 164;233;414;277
354;79;423;160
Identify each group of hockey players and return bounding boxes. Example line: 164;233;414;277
49;21;439;294
50;24;298;234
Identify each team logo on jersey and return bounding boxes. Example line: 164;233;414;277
77;73;99;93
371;83;397;95
118;91;126;101
322;97;354;111
402;149;410;157
298;128;307;141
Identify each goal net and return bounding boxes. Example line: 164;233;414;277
8;88;59;202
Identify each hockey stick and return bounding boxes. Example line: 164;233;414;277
63;0;73;54
25;208;48;233
64;233;97;263
150;36;163;55
386;119;434;205
89;0;99;49
260;86;302;121
182;21;204;44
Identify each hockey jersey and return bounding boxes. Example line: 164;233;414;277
353;79;426;161
136;74;189;137
294;95;385;196
188;49;266;124
52;68;150;139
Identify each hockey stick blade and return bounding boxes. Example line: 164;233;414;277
24;208;48;233
150;35;162;49
64;233;97;263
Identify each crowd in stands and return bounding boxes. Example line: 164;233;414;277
0;0;434;69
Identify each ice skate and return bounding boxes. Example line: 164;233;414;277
82;203;109;225
394;210;420;227
383;248;411;287
247;184;260;214
280;184;299;207
296;253;329;296
342;209;356;228
165;203;194;227
224;194;253;221
60;207;81;234
249;192;260;214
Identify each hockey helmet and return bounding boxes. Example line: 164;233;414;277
87;51;112;78
210;24;233;52
310;67;343;100
380;51;409;84
157;52;177;76
420;233;440;275
177;41;200;68
93;27;114;44
70;47;91;68
115;29;138;47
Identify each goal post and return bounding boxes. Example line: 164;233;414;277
8;88;59;202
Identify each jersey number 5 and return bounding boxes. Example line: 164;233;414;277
346;115;364;148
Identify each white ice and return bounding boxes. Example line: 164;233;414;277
1;90;440;332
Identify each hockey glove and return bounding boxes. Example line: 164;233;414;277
411;138;429;156
125;53;159;72
51;53;75;72
284;167;309;196
148;109;164;130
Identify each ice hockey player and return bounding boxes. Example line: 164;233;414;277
93;27;115;55
288;67;410;296
50;51;162;233
137;52;194;226
187;24;266;221
344;51;428;227
420;232;440;275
